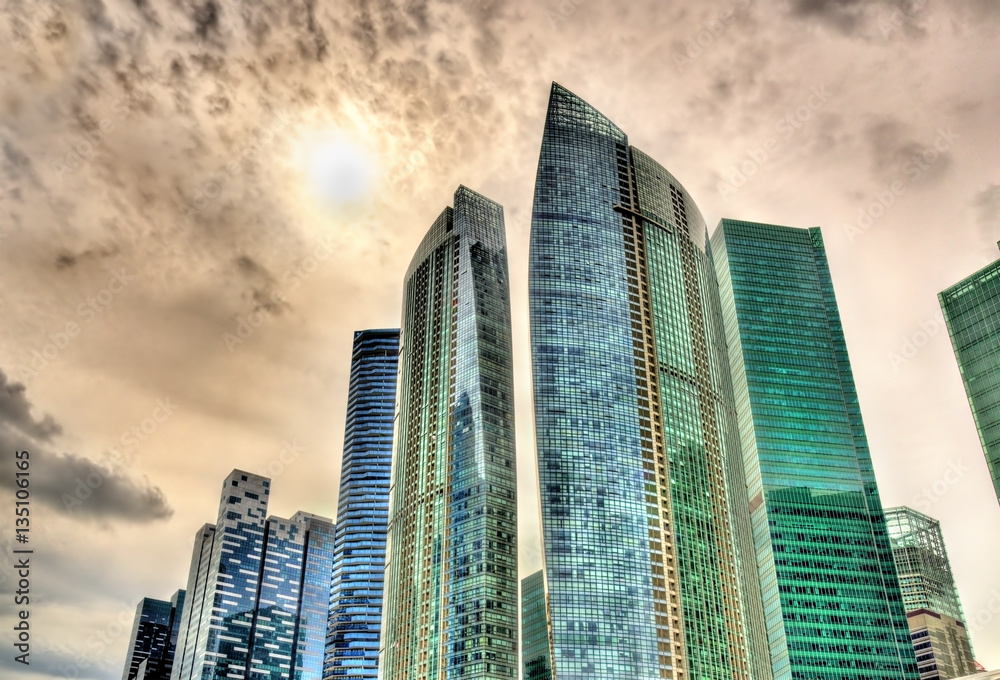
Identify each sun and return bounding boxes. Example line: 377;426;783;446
304;135;375;208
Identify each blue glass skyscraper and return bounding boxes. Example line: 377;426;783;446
122;590;185;680
528;83;766;680
171;471;335;680
380;186;518;679
324;329;399;680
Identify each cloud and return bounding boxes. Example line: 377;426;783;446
973;184;1000;239
0;370;172;523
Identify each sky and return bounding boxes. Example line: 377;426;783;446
1;0;999;677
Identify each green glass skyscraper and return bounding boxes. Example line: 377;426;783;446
939;250;1000;507
711;219;919;680
380;186;518;680
521;571;552;680
528;83;769;680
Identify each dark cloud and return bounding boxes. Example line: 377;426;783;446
0;370;172;523
865;119;953;185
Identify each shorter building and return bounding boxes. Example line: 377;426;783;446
908;610;977;680
521;571;551;680
886;507;977;680
122;590;185;680
171;470;335;680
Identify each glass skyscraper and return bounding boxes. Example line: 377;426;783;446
325;329;399;679
380;186;518;679
711;219;919;680
171;471;335;680
122;590;185;680
528;83;767;680
520;571;552;680
886;506;976;680
939;251;1000;507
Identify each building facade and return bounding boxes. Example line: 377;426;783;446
122;590;185;680
527;82;768;680
521;571;552;680
886;507;976;679
325;329;400;679
171;471;335;680
380;186;518;679
939;251;1000;507
907;610;977;680
711;219;919;680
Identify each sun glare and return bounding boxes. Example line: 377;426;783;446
304;134;375;208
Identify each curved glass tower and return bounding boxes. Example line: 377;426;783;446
528;83;767;680
324;329;399;679
380;186;518;680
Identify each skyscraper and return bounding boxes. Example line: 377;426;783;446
325;329;399;679
521;571;552;680
380;186;518;679
122;590;185;680
711;219;919;680
939;250;1000;507
171;471;336;680
886;506;977;680
528;82;767;680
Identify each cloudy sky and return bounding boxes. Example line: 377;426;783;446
2;0;1000;677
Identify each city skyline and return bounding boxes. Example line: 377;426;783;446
2;1;1000;679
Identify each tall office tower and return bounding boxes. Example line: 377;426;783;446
886;507;977;680
939;250;1000;507
324;329;399;679
173;471;270;680
171;471;336;680
122;590;185;680
528;83;767;680
712;219;919;680
380;186;518;680
521;571;552;680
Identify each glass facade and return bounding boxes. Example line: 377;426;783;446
380;186;518;679
520;571;552;680
172;471;335;680
122;590;186;680
885;507;967;620
886;507;976;680
939;253;1000;507
528;82;767;680
712;220;919;680
325;329;399;680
